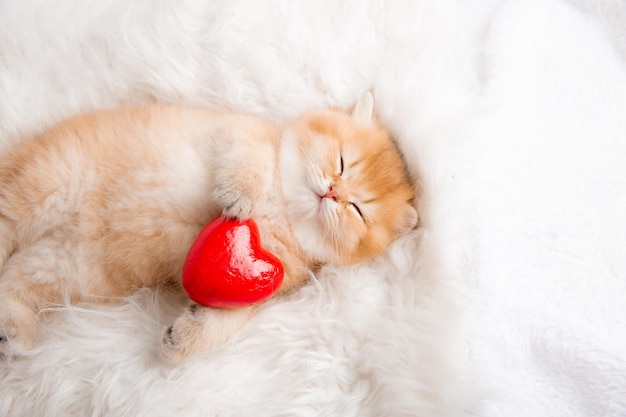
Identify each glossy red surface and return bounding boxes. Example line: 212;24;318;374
182;216;284;308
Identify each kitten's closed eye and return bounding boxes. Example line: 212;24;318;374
280;90;417;266
336;154;344;176
349;202;364;221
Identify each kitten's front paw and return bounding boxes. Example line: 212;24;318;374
212;186;255;219
0;301;37;358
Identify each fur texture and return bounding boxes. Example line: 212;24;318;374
0;95;417;363
10;0;626;416
1;1;476;416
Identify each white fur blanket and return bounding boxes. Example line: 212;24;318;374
1;1;625;416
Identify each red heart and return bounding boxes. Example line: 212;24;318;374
182;216;284;309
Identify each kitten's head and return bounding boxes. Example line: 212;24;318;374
279;92;418;266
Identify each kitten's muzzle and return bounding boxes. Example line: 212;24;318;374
322;184;338;202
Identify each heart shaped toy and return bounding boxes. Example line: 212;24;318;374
182;216;284;308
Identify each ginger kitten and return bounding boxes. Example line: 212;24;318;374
0;92;418;363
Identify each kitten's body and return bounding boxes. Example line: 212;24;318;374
0;93;417;362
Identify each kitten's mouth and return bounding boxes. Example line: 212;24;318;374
312;187;323;202
314;191;330;215
315;193;339;221
315;193;324;211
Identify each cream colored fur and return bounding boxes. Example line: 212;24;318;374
0;92;417;363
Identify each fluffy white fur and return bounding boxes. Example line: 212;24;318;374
1;0;625;416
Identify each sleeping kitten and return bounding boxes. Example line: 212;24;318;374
0;92;418;363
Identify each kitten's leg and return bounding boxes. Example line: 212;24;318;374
0;235;79;357
0;215;16;268
161;303;254;364
0;296;36;357
211;134;275;219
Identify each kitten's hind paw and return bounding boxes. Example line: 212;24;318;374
0;302;37;358
160;303;210;364
160;303;254;365
161;324;183;363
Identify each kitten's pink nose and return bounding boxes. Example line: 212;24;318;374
324;184;338;201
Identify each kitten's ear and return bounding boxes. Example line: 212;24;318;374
395;204;419;235
350;90;375;125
